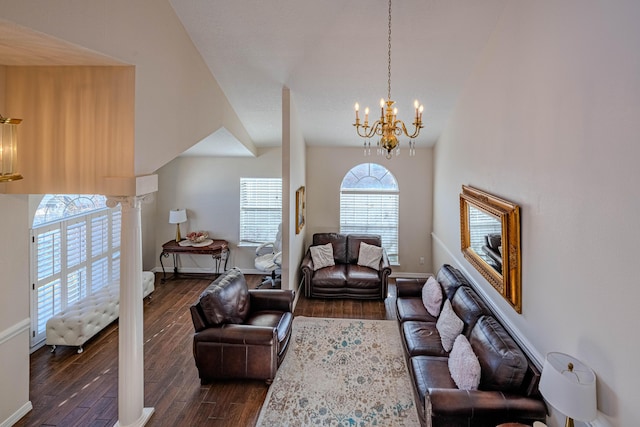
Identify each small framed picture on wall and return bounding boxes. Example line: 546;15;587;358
296;186;305;234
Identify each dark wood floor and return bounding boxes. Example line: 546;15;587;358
16;274;397;427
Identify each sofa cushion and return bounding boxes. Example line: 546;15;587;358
310;265;347;288
436;300;464;352
448;334;481;390
402;321;448;357
436;264;471;300
198;268;250;325
469;316;528;392
410;355;457;397
451;286;491;336
346;234;382;264
357;241;383;270
310;242;336;270
397;297;437;323
313;233;347;263
346;265;383;289
422;276;443;317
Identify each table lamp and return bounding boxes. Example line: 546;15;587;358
169;209;187;242
539;352;597;427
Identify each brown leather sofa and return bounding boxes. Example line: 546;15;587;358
396;264;547;427
189;267;294;384
300;233;391;300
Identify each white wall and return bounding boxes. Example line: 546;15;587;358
306;146;433;275
152;148;282;274
432;1;640;426
0;195;31;424
282;88;307;291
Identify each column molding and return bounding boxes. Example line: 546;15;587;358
108;194;154;427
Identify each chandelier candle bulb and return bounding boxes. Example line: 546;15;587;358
364;107;369;123
355;103;359;120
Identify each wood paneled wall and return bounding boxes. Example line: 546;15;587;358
3;66;136;195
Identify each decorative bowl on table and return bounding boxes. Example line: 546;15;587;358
186;231;209;243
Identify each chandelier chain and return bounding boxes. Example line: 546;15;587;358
387;0;392;101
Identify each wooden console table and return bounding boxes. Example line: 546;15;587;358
159;239;229;283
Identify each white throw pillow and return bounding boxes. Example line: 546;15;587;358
422;276;443;317
310;243;335;271
448;334;481;390
436;300;464;352
357;242;383;270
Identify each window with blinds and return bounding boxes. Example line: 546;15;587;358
239;178;282;245
30;195;121;348
340;163;399;264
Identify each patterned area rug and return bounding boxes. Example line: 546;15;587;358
256;316;420;427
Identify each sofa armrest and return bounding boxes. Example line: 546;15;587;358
300;250;315;297
249;289;294;312
194;324;276;346
396;278;426;297
427;388;547;420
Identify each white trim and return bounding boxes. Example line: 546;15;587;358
390;272;431;279
0;401;33;427
0;318;30;346
431;231;544;368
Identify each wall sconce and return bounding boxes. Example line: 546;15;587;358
0;114;23;182
169;209;187;242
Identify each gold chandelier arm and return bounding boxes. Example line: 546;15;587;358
396;120;423;139
354;120;383;139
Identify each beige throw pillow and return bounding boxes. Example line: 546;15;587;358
448;334;481;390
357;242;383;270
436;299;464;352
422;276;443;317
310;242;335;271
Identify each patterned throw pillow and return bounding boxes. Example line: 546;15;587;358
422;276;443;317
448;334;481;390
357;242;383;270
310;242;336;271
436;299;464;352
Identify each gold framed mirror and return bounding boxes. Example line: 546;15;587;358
460;185;521;313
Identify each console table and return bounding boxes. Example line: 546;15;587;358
159;239;229;283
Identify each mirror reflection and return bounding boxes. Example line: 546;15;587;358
468;206;502;274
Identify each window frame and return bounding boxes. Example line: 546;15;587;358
239;177;282;247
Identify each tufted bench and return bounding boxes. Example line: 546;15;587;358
46;271;155;353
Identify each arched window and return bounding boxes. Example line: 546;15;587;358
340;163;399;263
30;195;121;348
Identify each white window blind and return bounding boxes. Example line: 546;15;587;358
340;163;400;264
30;197;121;348
239;178;282;244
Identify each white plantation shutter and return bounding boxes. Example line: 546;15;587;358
30;197;121;348
340;163;400;264
340;191;399;262
239;178;282;244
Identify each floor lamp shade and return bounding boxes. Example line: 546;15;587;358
539;352;597;423
169;209;187;241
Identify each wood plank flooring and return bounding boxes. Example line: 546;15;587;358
15;274;396;427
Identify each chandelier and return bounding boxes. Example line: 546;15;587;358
353;0;424;159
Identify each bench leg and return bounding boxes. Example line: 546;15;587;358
50;345;56;353
77;346;84;354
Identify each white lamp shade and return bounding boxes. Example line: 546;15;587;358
539;352;597;422
169;209;187;224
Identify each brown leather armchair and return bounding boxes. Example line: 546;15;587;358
189;267;294;384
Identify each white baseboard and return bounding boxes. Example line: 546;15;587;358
390;272;432;279
431;232;544;368
0;401;32;427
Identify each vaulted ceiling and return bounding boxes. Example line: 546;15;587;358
169;0;507;150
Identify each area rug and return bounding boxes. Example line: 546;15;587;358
256;316;420;427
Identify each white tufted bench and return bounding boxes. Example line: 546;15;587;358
46;271;155;353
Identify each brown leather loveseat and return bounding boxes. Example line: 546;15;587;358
300;233;391;300
396;264;547;427
189;267;294;384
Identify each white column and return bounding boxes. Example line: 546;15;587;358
108;195;154;427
